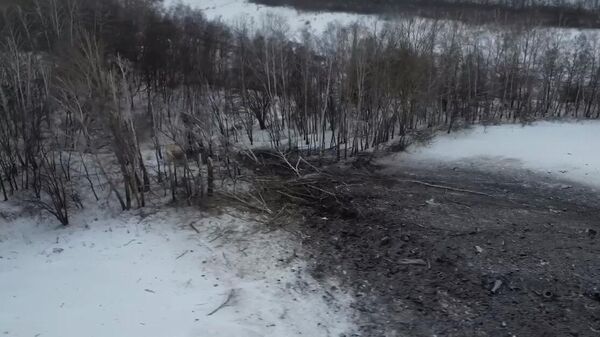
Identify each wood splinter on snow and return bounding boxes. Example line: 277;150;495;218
398;258;427;266
207;289;236;316
123;239;136;247
491;280;503;294
176;250;190;260
189;222;201;234
398;179;495;198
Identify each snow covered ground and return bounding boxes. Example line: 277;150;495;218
0;204;354;337
166;0;377;33
388;121;600;188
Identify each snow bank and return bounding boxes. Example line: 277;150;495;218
390;121;600;188
0;206;354;337
166;0;377;33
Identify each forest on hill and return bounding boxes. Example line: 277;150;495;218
1;0;600;223
3;2;600;337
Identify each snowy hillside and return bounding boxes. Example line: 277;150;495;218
0;205;354;337
390;121;600;188
166;0;377;32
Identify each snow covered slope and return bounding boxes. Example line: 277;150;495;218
0;205;354;337
392;121;600;188
166;0;376;33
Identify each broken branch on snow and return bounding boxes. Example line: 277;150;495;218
207;289;236;316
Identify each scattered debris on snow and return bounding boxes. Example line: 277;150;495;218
0;205;355;337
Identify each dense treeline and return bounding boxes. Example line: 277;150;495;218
1;0;599;223
254;0;600;11
252;0;600;28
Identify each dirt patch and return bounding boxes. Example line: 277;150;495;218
293;160;600;337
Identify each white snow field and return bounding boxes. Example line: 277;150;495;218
0;205;354;337
390;121;600;188
166;0;377;33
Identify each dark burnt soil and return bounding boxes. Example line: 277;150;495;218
295;160;600;337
